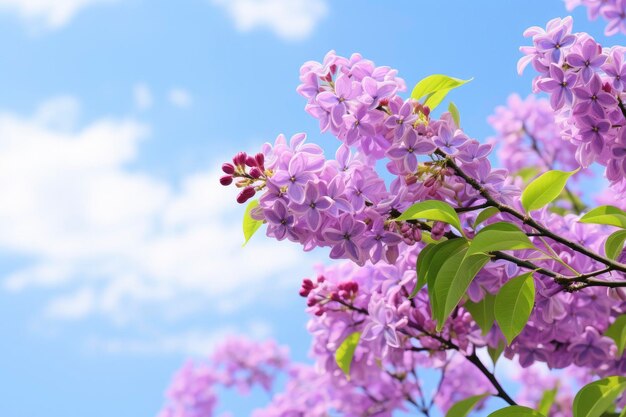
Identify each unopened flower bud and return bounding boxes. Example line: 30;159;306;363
222;163;235;175
233;152;247;167
249;167;262;179
245;155;256;168
236;186;256;204
255;153;265;168
423;177;436;188
220;175;233;186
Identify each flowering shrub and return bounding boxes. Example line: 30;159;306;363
161;12;626;417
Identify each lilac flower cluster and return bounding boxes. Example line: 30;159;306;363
488;93;579;175
520;17;626;196
565;0;626;36
157;337;289;417
203;46;626;417
221;54;524;268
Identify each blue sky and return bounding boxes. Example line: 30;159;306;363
0;1;617;416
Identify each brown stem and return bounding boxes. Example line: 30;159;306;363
440;151;626;275
522;125;584;214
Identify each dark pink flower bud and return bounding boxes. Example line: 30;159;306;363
423;177;436;188
255;153;265;168
220;175;233;186
236;186;256;204
249;167;262;179
245;155;256;167
222;163;235;175
233;152;247;166
405;174;418;185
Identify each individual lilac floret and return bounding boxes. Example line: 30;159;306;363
322;215;366;262
535;21;576;63
567;327;615;368
567;38;606;83
572;74;616;118
359;76;398;110
577;115;610;155
385;99;418;139
264;200;295;241
361;295;408;351
433;124;467;155
343;104;377;146
290;182;333;230
270;153;316;203
604;0;626;36
457;140;492;164
537;64;577;109
316;73;358;130
603;49;626;91
386;129;436;172
362;216;403;263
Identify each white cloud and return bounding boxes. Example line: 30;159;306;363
0;97;315;324
0;0;116;30
168;88;193;109
211;0;327;41
87;321;273;356
133;83;153;111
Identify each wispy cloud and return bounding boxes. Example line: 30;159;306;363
0;97;314;325
211;0;327;41
168;88;193;109
0;0;116;30
133;83;153;111
87;321;273;356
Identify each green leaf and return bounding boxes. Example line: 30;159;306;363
606;230;626;260
424;239;469;317
242;199;263;246
573;376;626;417
467;222;535;256
448;101;461;128
464;293;496;336
537;386;558;416
494;272;536;345
411;74;472;110
394;200;463;234
411;74;472;100
521;169;577;212
605;315;626;356
488;341;506;367
488;406;546;417
473;207;500;229
580;206;626;229
411;243;438;298
335;332;361;380
446;394;490;417
433;248;490;331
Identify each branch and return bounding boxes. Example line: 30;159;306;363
440;151;626;275
466;351;516;406
522;125;584;214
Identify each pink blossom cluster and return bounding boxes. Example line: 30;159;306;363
565;0;626;36
201;35;626;415
520;16;626;196
157;337;289;417
488;93;579;175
